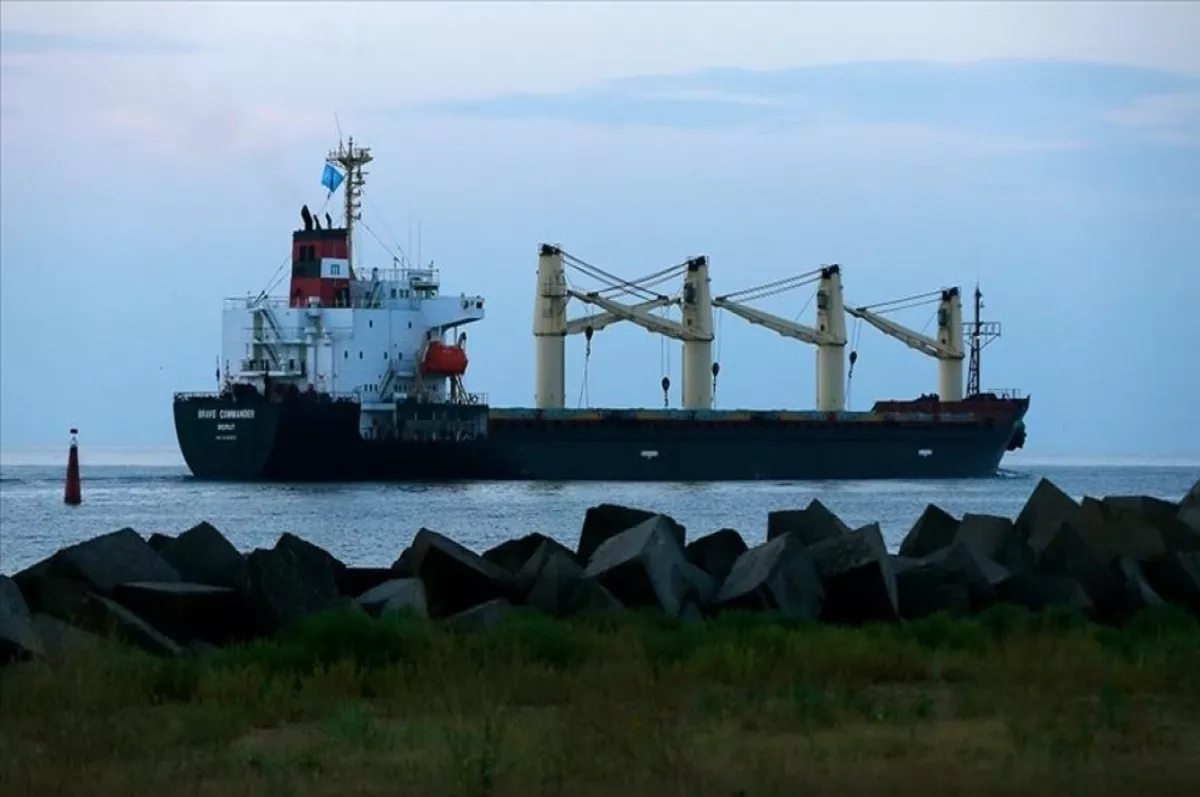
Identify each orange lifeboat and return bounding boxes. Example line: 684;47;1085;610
421;341;468;376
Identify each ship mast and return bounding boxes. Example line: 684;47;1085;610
967;284;983;396
965;282;1001;397
326;137;373;277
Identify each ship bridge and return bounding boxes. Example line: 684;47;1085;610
219;136;486;425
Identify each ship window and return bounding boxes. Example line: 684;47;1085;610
384;352;388;359
398;353;403;360
369;320;373;328
344;351;348;359
358;351;363;359
391;289;397;298
407;322;412;329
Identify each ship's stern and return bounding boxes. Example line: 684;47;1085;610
173;394;281;479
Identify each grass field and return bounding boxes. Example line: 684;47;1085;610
3;604;1200;796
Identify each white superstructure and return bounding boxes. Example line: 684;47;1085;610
216;136;486;438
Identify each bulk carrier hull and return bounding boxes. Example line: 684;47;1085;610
173;393;1030;482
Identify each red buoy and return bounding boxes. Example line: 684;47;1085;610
64;428;81;506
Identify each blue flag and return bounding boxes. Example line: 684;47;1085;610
321;163;345;194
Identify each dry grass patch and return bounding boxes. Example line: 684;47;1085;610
3;604;1199;796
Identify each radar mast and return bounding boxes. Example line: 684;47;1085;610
326;136;373;276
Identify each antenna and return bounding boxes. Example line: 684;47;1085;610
326;136;373;276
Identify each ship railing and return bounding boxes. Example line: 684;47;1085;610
981;388;1024;400
238;358;310;375
226;293;398;311
361;266;441;287
225;292;436;311
175;389;364;403
238;324;354;335
225;296;292;310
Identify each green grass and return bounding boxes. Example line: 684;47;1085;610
3;604;1200;796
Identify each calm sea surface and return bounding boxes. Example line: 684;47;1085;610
1;448;1196;575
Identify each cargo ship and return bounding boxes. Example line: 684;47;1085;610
173;137;1029;482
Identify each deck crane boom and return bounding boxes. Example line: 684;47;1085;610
533;244;709;409
845;287;965;402
711;265;848;412
564;297;677;336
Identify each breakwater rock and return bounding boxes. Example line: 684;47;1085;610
2;477;1198;665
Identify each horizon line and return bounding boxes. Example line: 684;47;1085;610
1;446;1198;470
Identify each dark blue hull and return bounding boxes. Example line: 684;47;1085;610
173;394;1030;482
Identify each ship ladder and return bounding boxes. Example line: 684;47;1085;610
255;304;284;370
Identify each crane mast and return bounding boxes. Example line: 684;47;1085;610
712;265;848;412
533;246;713;410
845;288;965;402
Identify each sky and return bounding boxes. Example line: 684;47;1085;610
1;1;1198;460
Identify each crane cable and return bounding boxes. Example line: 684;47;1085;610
716;268;823;304
597;262;689;298
712;309;724;408
576;327;592;408
846;317;864;409
855;289;943;315
660;304;673;408
562;251;675;302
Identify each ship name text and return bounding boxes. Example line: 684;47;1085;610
197;409;257;420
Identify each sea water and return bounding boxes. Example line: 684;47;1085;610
1;447;1196;575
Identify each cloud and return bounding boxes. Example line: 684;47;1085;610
404;60;1197;154
89;103;329;160
4;1;1200;111
1103;91;1200;146
0;28;194;56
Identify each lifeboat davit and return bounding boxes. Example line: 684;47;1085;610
421;341;468;376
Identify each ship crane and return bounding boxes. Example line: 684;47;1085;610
534;244;713;410
845;287;965;402
712;265;849;412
